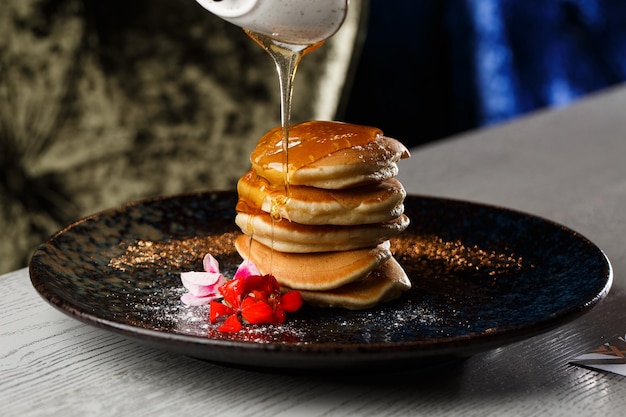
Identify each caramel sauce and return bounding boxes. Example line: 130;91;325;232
252;121;382;173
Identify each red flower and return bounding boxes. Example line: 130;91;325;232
209;273;303;333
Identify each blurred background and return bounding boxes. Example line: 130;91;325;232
344;0;626;144
2;0;626;274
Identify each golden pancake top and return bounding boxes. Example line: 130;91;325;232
250;121;410;189
251;120;382;173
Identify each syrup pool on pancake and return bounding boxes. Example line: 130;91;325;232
248;121;410;189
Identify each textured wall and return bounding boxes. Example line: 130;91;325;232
0;0;364;273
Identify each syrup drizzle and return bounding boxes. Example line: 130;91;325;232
245;30;323;214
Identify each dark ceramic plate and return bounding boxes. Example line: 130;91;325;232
30;192;612;370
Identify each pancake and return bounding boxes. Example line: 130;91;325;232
250;121;410;189
235;234;392;290
236;170;406;225
235;211;410;253
293;256;411;310
233;120;412;310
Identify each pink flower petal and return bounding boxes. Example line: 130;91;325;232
203;253;220;273
234;260;260;279
181;271;225;297
181;292;219;306
179;255;264;311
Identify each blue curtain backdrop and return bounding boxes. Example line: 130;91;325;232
343;0;626;147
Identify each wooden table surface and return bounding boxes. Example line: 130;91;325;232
3;85;626;416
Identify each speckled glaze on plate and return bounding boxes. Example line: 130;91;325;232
29;192;612;370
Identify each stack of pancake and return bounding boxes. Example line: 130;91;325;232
234;120;412;309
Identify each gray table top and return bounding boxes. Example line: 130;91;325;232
3;85;626;416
